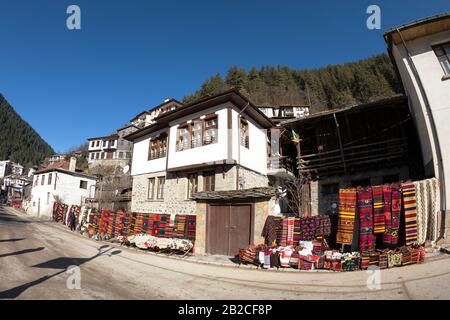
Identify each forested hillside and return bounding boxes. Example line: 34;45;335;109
0;94;54;167
184;53;403;113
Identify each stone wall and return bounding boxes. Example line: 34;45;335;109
238;165;270;189
253;200;270;244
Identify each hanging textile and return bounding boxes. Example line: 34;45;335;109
287;217;295;246
299;217;316;241
358;186;375;254
372;185;385;234
415;180;428;245
427;178;440;243
261;216;280;246
382;185;392;245
402;183;418;246
336;188;357;245
390;185;402;246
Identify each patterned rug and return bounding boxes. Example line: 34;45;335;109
402;183;418;245
382;185;392;245
372;185;385;234
336;188;357;245
358;186;375;254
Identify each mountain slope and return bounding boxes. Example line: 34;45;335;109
184;53;403;114
0;94;54;167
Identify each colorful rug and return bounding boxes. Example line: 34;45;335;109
402;183;418;245
336;188;357;245
358;186;375;254
382;185;392;245
372;185;385;234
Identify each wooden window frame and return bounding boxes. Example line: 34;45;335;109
148;178;156;200
148;134;168;160
157;176;165;200
48;173;52;185
41;175;45;186
176;114;218;152
203;171;215;192
433;42;450;76
240;118;249;149
79;180;88;189
187;173;198;198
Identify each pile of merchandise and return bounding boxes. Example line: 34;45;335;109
242;178;436;271
51;203;197;254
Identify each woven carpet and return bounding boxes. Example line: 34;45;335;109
358;186;376;254
402;183;418;245
336;188;357;245
372;185;385;234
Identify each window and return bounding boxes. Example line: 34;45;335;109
48;173;52;185
118;151;124;159
95;153;100;160
187;174;198;198
203;171;215;192
204;115;218;145
148;135;167;160
433;42;450;75
176;114;218;151
80;180;88;189
91;141;95;147
110;140;116;147
103;141;107;147
157;177;165;199
46;192;50;205
41;175;45;185
148;178;156;199
90;153;94;160
240;118;249;148
35;176;39;186
96;141;100;147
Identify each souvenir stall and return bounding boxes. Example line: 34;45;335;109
239;178;439;271
51;203;198;255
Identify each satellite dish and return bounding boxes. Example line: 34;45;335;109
122;165;130;174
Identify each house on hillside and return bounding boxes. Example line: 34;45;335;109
125;90;283;255
258;104;310;124
384;12;450;241
29;158;97;220
87;124;138;168
130;98;184;128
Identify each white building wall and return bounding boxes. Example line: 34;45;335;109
167;105;229;169
391;29;450;207
131;128;168;176
30;171;96;220
230;107;268;175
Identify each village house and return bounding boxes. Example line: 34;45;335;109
0;160;24;178
125;90;280;255
384;12;450;241
130;98;184;128
28;157;97;220
258;104;310;124
87;125;137;167
1;175;32;200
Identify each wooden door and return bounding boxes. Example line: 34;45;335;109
228;205;252;256
207;204;252;256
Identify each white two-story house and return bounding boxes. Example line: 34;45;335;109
29;158;97;220
384;12;450;242
126;90;277;255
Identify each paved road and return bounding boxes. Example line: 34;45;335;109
1;205;450;300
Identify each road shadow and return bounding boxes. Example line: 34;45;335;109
0;238;25;243
0;247;45;258
0;245;121;299
0;209;31;224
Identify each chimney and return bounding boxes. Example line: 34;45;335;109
69;157;77;172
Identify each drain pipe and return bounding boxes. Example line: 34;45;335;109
236;102;250;190
396;28;447;240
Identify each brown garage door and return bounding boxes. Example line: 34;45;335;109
206;204;252;256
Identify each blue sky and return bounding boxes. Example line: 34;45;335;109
0;0;449;153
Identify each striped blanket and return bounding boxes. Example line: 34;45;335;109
336;188;357;245
402;183;418;245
